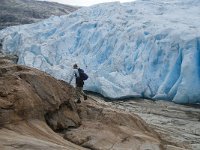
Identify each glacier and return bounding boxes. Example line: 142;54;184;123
0;0;200;104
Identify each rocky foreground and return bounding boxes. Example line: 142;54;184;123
89;95;200;150
0;54;199;150
0;55;164;150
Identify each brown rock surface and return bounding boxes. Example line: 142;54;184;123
0;120;84;150
89;95;200;150
0;56;163;150
0;56;84;150
64;100;162;150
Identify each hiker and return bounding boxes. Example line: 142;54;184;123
69;64;88;103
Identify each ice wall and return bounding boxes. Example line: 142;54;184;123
0;0;200;104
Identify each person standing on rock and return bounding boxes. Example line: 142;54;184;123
69;64;88;103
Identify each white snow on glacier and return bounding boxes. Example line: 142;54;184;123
0;0;200;104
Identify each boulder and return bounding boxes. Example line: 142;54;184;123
0;57;84;149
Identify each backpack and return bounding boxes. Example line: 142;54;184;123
78;68;88;80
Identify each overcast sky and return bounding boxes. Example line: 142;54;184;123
39;0;136;6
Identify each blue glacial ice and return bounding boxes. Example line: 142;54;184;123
0;0;200;104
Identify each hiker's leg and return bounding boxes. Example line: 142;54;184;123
80;87;87;100
80;88;86;96
75;87;82;102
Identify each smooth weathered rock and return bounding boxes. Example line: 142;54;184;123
0;58;80;126
0;57;85;149
89;94;200;150
0;120;85;150
64;100;163;150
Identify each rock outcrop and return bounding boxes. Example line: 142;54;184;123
0;55;163;149
64;100;162;150
0;54;84;149
90;95;200;150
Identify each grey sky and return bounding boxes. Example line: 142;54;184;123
39;0;136;6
